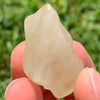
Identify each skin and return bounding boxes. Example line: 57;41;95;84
43;90;59;100
10;41;26;80
5;77;43;100
6;40;100;100
73;41;95;69
74;67;100;100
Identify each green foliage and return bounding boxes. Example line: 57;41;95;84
59;98;64;100
0;79;10;100
0;0;100;99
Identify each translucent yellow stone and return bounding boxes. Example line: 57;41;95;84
23;4;84;98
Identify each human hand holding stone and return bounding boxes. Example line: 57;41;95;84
5;4;100;100
5;40;100;100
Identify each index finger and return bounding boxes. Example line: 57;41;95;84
73;41;95;69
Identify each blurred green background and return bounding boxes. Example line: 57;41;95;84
0;0;100;99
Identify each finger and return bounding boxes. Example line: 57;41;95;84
5;77;43;100
73;41;95;68
40;86;59;100
64;41;96;100
40;86;46;93
10;41;26;80
74;67;100;100
43;90;59;100
63;93;75;100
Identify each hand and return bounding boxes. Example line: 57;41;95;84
5;41;100;100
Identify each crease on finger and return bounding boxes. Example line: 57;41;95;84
88;68;99;100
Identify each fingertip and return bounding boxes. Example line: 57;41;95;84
74;68;94;100
73;41;95;69
10;41;26;80
74;68;100;100
5;77;43;100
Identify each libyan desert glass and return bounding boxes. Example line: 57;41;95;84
23;4;84;98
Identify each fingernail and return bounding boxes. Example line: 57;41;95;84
88;68;100;100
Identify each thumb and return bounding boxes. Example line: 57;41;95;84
74;68;100;100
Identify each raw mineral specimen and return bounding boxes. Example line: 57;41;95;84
23;4;84;98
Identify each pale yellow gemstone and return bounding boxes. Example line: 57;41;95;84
23;4;84;98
